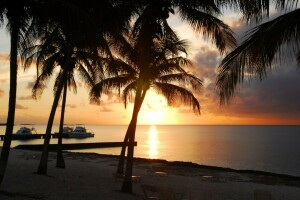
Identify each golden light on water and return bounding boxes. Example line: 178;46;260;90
148;125;159;159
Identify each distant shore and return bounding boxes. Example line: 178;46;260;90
0;148;299;200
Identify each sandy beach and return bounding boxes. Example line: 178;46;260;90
0;149;299;200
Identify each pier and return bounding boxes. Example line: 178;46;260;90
0;134;55;141
14;142;137;150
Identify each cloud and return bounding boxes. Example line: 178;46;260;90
89;96;117;112
229;66;300;116
187;11;300;123
18;95;33;100
16;104;29;110
66;104;77;109
0;89;4;97
201;63;300;123
99;106;113;112
0;79;7;83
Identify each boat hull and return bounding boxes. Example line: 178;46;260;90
12;134;42;140
53;133;94;139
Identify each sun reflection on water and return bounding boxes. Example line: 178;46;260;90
148;125;159;159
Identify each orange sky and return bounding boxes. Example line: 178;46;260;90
0;12;300;125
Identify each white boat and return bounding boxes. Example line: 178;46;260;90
66;126;94;138
16;127;37;135
13;127;40;140
63;126;73;133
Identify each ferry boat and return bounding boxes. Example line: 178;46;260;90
54;125;94;139
67;126;94;138
12;127;41;140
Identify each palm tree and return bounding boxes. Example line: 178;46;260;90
105;0;238;178
22;26;99;168
216;8;300;104
21;14;108;173
30;0;139;175
0;0;134;181
91;21;203;192
0;0;39;185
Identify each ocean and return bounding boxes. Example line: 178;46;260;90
1;125;300;176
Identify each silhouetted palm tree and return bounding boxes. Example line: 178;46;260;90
107;0;238;178
21;13;109;173
0;0;134;183
216;8;300;104
0;0;41;185
30;0;135;175
22;24;100;169
91;22;202;192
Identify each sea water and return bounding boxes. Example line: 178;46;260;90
0;125;299;176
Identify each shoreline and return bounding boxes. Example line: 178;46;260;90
65;150;300;181
0;148;299;199
64;151;300;190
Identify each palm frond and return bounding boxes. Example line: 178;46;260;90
161;19;179;42
216;8;300;104
108;32;133;59
32;78;46;100
90;75;136;103
177;6;236;53
153;57;190;75
122;81;137;108
77;63;95;89
159;38;188;57
32;63;56;99
172;0;220;14
157;73;203;90
106;58;138;77
68;75;77;94
215;0;299;22
153;82;200;114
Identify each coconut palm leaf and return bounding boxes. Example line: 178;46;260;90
172;0;219;14
215;0;299;22
177;6;236;53
77;63;95;88
122;81;137;108
157;73;203;90
105;58;138;77
153;82;200;114
216;8;300;104
153;61;187;75
158;38;188;56
90;75;136;101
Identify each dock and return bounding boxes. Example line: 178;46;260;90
14;142;137;151
0;134;56;141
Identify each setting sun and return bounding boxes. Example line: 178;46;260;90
142;111;163;125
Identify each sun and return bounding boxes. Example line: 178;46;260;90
138;90;178;125
142;110;164;125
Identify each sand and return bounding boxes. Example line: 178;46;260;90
0;149;299;200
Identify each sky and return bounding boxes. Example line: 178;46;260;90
0;9;300;125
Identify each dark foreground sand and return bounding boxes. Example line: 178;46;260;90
0;149;299;200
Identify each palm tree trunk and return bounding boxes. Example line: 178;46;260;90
116;127;130;174
121;114;138;193
0;22;19;185
121;88;146;193
56;81;68;168
37;51;72;175
117;88;148;175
